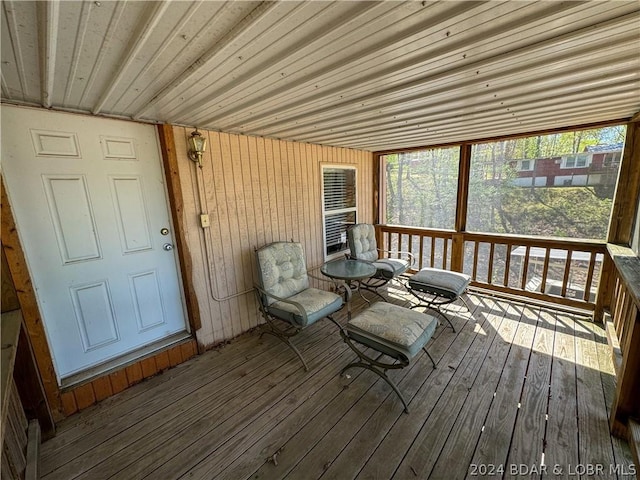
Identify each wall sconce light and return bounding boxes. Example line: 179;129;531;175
187;128;207;168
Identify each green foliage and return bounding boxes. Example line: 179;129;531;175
384;126;625;240
492;188;612;239
385;147;459;229
475;125;626;160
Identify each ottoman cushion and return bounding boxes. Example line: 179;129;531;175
409;267;471;299
346;302;437;360
372;258;411;279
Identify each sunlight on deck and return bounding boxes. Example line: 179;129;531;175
39;290;635;480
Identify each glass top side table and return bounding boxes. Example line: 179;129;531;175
321;258;377;317
320;258;377;281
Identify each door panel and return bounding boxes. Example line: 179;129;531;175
1;106;188;381
110;176;153;253
70;281;120;350
42;175;102;263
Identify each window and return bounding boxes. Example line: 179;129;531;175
466;126;625;240
322;166;356;258
562;153;590;168
603;152;621;167
379;125;626;242
382;146;460;229
518;159;534;171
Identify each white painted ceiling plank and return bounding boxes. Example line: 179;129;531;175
267;47;640;139
92;1;170;114
159;0;321;121
216;8;639;133
207;1;610;129
196;1;493;127
77;1;127;108
299;88;638;147
120;1;244;116
133;1;279;121
171;1;389;124
2;1;34;102
1;0;638;151
61;1;92;106
344;104;636;150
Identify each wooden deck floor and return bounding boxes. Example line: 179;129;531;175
41;290;637;480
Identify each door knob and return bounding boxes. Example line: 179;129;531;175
163;243;174;251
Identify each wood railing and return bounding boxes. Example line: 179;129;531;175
600;244;640;441
377;225;607;311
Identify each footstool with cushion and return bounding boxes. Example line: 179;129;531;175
407;267;472;331
338;302;438;413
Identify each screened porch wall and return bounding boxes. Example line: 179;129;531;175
172;126;375;348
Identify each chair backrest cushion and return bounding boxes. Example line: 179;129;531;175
256;242;310;305
347;224;379;262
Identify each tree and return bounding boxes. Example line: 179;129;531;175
385;125;626;241
385;147;459;229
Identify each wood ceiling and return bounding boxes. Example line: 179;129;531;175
2;1;639;151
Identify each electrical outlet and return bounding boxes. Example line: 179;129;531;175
200;214;210;228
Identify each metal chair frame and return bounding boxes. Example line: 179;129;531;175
406;285;472;332
328;317;436;414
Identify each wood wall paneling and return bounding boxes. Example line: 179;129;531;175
172;126;374;348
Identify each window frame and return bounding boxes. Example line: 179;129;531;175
518;159;534;171
376;122;627;242
561;153;591;169
321;164;357;260
380;146;461;230
603;151;621;167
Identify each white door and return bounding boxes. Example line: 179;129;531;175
1;106;189;381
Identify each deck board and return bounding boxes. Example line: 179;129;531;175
574;318;619;480
356;296;502;479
429;301;525;480
41;290;637;480
590;320;637;480
504;307;555;480
542;310;580;480
316;309;470;480
467;302;533;479
392;297;509;479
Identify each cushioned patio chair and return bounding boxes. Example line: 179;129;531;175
254;241;344;371
346;223;414;299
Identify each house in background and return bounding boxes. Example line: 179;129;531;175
512;142;624;189
1;1;639;478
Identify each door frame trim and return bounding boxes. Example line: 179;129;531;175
157;124;202;346
1;178;64;420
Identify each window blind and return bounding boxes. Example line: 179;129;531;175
322;166;357;257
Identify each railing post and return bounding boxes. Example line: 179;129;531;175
604;244;640;439
595;252;615;323
451;233;465;273
607;118;640;245
375;225;384;252
452;143;471;273
455;143;471;234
